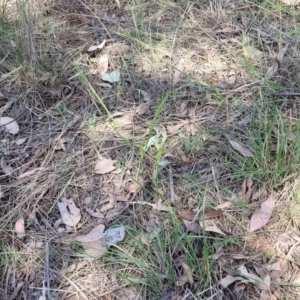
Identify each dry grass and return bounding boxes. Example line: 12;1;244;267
1;0;300;299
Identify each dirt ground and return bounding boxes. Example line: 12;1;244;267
1;0;300;299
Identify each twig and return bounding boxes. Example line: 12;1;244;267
44;236;56;299
168;165;175;204
278;92;300;96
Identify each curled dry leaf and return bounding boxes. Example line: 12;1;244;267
15;218;25;238
265;45;288;78
1;157;14;175
135;98;153;116
87;39;107;52
98;54;109;76
128;182;142;193
238;177;253;203
95;158;115;174
58;198;81;227
220;275;249;288
229;140;253;157
204;226;226;236
100;199;115;212
0;117;19;134
250;194;275;232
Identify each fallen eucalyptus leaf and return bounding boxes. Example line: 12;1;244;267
101;71;120;83
15;138;27;145
75;224;105;243
98;54;109;76
250;194;275;232
87;40;107;52
1;157;14;175
0;117;19;134
229;140;253;157
15;218;25;238
220;275;249;288
58;198;81;227
95;158;115;174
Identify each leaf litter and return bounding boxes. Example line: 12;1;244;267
95;158;115;174
1;157;14;175
229;140;253;157
58;198;81;227
250;194;275;232
0;116;19;134
15;218;25;239
74;224;125;258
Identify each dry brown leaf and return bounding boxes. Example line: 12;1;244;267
128;182;142;193
87;40;107;52
167;121;188;134
220;275;249;288
75;225;125;258
115;195;130;202
182;262;194;284
229;140;253;157
54;138;67;151
15;138;27;145
100;199;115;212
58;198;81;227
215;201;233;210
98;54;109;76
265;58;279;79
18;168;43;179
15;218;25;238
265;45;288;78
250;194;275;232
238;177;253;203
75;224;105;243
1;157;14;175
204;226;226;235
81;240;106;258
95;158;115;174
0;117;19;134
99;82;112;88
178;209;223;221
276;44;288;64
270;258;289;279
135;99;153;116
